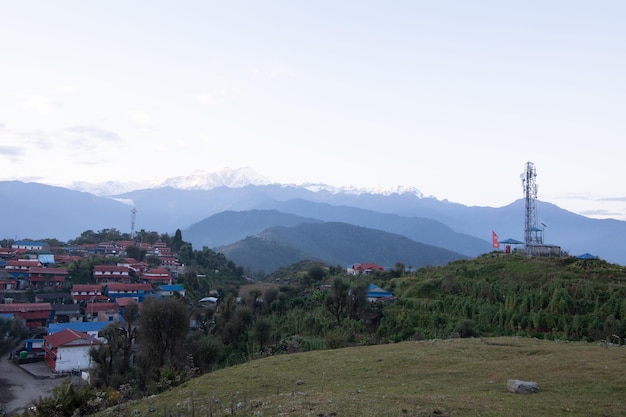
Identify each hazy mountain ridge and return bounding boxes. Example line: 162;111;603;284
218;222;466;273
183;207;490;258
1;179;625;266
0;181;130;241
182;210;323;249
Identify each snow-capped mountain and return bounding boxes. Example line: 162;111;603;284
155;167;272;190
66;167;425;198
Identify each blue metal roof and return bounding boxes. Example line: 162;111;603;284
47;321;110;335
368;284;393;298
15;241;46;246
158;284;184;291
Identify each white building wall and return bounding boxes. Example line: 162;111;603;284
54;345;94;372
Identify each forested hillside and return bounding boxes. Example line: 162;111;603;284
217;221;466;274
385;253;626;342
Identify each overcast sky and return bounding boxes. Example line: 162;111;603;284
1;1;624;219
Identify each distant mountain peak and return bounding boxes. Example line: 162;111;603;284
296;182;424;197
65;167;424;198
155;167;272;190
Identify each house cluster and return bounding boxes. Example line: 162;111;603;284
1;240;186;374
0;240;184;291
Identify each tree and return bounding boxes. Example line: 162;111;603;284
138;297;190;372
324;278;351;326
171;228;184;252
263;287;279;312
247;288;262;315
145;254;161;267
254;318;272;349
348;282;369;320
125;245;146;261
121;301;139;369
307;265;325;285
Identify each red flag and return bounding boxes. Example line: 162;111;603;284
492;231;500;248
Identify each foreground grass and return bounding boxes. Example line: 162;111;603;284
104;337;625;417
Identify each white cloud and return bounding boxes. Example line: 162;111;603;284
128;110;152;129
66;126;121;142
249;66;296;79
196;88;241;106
20;94;62;114
54;85;80;94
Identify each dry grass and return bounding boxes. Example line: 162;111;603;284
104;337;626;417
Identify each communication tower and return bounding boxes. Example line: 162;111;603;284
521;162;542;251
130;208;137;240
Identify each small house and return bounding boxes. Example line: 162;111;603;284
44;328;100;373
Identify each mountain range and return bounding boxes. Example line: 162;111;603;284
1;169;625;272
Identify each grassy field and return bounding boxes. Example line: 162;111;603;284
101;337;626;417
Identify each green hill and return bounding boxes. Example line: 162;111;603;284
218;221;466;274
99;337;626;417
382;252;626;342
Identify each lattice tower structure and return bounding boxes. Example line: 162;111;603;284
130;208;137;240
521;161;542;248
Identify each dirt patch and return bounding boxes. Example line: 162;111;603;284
0;355;73;416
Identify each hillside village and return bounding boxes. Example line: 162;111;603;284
0;238;393;376
1;232;626;416
0;239;189;370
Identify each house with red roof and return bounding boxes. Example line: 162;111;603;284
139;267;172;284
0;247;18;259
346;263;387;276
115;240;136;249
0;278;18;291
0;303;52;328
44;328;100;373
4;259;42;279
84;302;120;322
158;256;179;267
93;264;131;283
71;284;109;304
27;267;69;289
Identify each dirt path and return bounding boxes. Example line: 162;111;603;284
0;353;70;416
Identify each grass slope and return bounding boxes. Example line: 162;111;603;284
105;337;625;417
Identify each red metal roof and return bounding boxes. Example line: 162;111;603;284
29;267;69;275
93;265;130;273
0;303;52;313
45;328;99;347
73;295;110;302
5;260;41;268
141;268;170;278
71;284;104;292
115;298;140;307
106;283;153;291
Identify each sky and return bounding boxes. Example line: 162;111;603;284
1;1;625;219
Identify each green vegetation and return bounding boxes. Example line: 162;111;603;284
0;316;28;356
96;337;625;417
18;245;626;417
383;253;626;343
